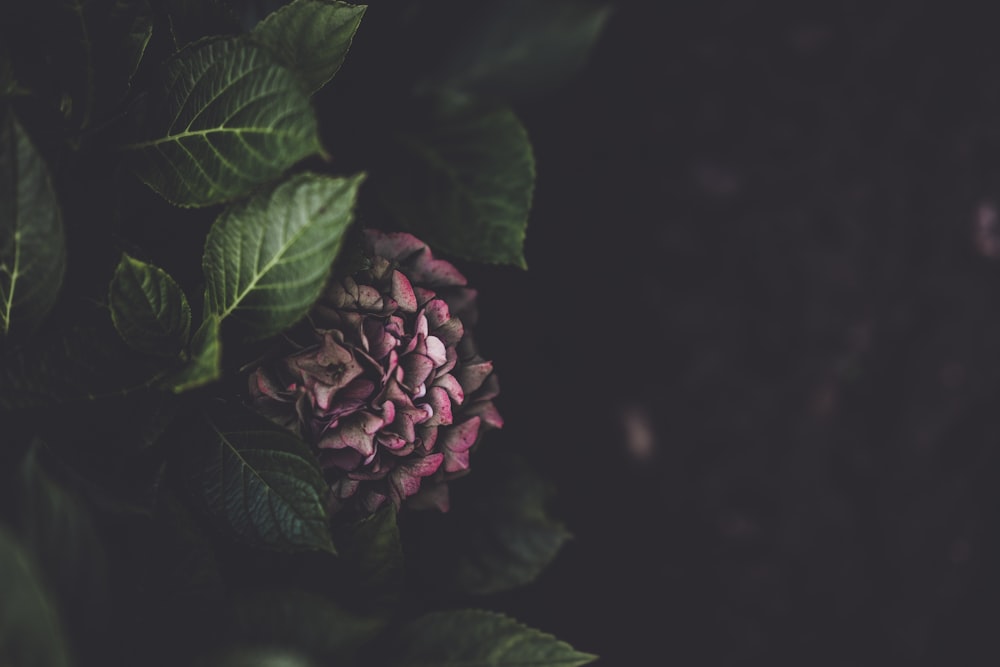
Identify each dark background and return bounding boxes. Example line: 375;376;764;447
463;2;1000;665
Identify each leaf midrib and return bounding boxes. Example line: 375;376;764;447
215;187;334;321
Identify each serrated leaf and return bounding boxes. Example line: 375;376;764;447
203;171;363;339
380;103;534;268
193;402;335;553
404;449;571;596
0;111;66;337
123;36;323;207
251;0;366;94
109;253;192;356
160;315;222;393
0;524;72;667
384;610;597;667
423;0;611;101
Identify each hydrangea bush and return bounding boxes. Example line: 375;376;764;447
0;1;609;665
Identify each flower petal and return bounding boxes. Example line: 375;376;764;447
438;416;481;473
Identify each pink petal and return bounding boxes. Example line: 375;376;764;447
432;373;465;404
390;270;418;312
425;336;447;367
423;386;453;426
465;400;504;429
438;416;481;473
457;360;493;394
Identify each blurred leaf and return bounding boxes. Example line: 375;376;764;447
379;102;534;268
109;253;192;356
159;315;222;393
230;587;385;662
403;448;571;596
251;0;367;94
382;609;597;667
2;0;152;129
0;524;72;667
332;503;403;609
11;441;110;658
191;401;336;554
198;647;316;667
203;172;363;339
0;300;167;410
123;36;323;207
423;0;611;101
0;110;66;337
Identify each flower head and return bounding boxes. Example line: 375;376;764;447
249;230;502;515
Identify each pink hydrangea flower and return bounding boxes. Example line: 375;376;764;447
249;230;502;515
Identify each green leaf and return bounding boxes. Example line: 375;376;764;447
193;402;336;553
123;36;324;207
198;647;316;667
380;103;534;268
0;300;168;410
160;315;222;393
230;588;385;662
12;441;110;656
383;610;597;667
332;504;403;610
404;449;571;597
0;524;72;667
203;171;364;339
422;0;611;101
251;0;367;94
109;253;192;357
0;111;66;337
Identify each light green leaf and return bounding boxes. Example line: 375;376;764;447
380;103;534;268
203;171;364;339
123;36;324;207
251;0;367;94
109;253;192;356
159;314;221;393
0;111;66;337
0;524;72;667
384;610;597;667
423;0;611;101
194;402;336;553
198;647;315;667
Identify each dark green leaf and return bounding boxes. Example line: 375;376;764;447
251;0;367;94
380;103;534;268
193;402;336;553
404;449;571;596
123;36;324;207
12;441;110;657
159;314;222;393
333;504;403;609
203;171;364;339
423;0;611;101
198;647;316;667
0;111;66;337
0;300;168;410
0;524;72;667
230;588;385;662
383;610;597;667
109;253;192;356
